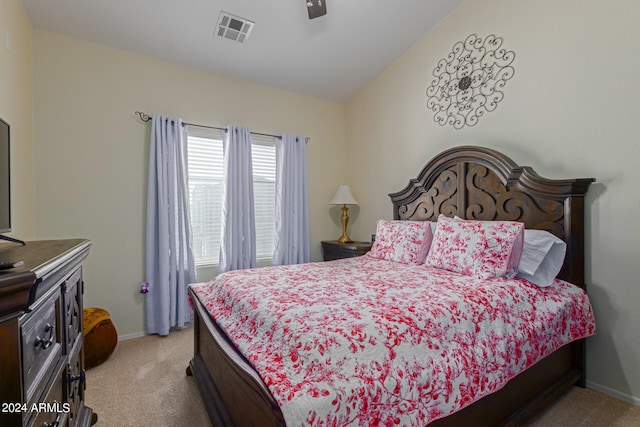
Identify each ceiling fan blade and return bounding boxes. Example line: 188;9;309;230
307;0;327;19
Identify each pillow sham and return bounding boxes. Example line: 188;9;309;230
425;214;525;280
517;229;567;287
367;220;433;265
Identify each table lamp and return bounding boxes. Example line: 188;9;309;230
330;185;358;243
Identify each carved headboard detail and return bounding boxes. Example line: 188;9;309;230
389;146;595;286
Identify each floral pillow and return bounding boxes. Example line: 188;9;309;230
425;215;525;279
367;220;433;265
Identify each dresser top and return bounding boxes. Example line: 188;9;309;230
0;239;91;281
0;239;91;320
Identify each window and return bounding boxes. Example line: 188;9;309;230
187;129;276;266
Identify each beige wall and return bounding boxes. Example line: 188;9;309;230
0;0;35;241
10;0;640;405
33;30;347;339
347;0;639;404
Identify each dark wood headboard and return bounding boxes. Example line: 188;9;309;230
389;146;595;287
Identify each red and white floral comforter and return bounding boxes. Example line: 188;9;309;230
189;256;595;426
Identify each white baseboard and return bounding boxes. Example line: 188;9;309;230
587;380;640;406
117;331;146;342
116;324;194;342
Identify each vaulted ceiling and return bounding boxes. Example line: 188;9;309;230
23;0;462;103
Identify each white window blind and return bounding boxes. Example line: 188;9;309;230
187;129;276;266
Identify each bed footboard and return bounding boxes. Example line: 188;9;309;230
188;287;285;427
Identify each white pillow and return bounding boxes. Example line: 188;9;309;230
517;230;566;287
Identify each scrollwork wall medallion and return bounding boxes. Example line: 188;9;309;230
426;34;515;129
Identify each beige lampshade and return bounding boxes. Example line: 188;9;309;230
330;185;358;205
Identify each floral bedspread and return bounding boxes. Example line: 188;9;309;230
189;256;595;426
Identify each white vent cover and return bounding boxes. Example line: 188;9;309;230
215;11;254;43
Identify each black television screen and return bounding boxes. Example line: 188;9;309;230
0;117;10;233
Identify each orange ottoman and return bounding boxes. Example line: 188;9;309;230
83;307;118;370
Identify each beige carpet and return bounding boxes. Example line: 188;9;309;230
85;327;640;426
526;386;640;427
85;327;212;427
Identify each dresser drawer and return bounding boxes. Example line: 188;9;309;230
26;361;69;427
21;289;63;404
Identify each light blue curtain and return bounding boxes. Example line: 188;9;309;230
145;114;197;336
218;126;257;273
273;134;310;265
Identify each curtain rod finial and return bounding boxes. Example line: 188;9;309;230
135;111;152;122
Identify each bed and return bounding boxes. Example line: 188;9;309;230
187;145;595;426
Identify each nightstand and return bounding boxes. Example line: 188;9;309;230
321;240;372;261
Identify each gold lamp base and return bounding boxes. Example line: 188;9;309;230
337;204;353;243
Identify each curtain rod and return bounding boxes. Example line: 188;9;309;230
135;111;309;143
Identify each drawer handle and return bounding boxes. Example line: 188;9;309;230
35;323;55;349
68;369;85;385
41;411;61;427
67;364;86;397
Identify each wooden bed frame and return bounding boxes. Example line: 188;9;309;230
187;145;595;426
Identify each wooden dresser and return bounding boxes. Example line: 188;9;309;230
0;239;93;427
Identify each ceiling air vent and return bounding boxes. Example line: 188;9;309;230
215;12;254;44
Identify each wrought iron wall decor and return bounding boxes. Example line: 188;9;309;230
426;34;515;129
